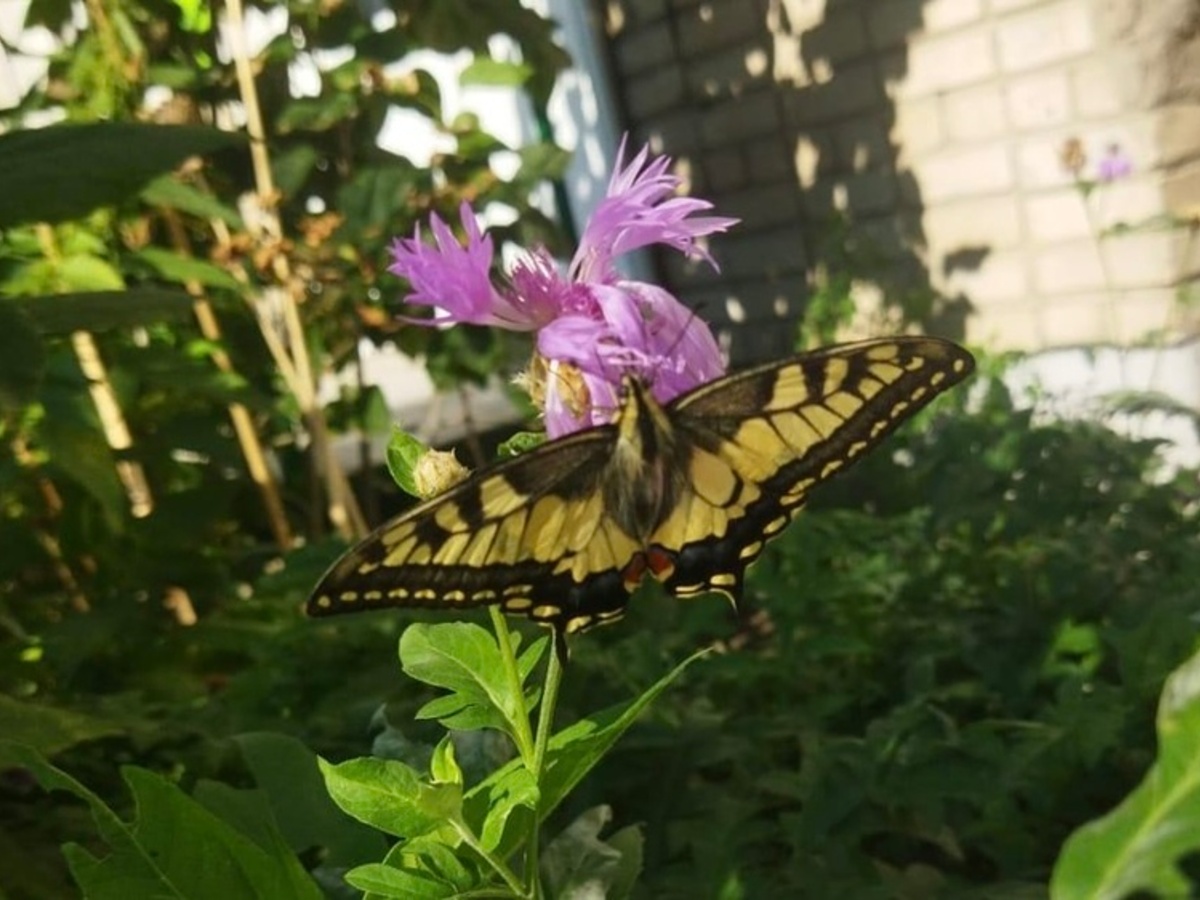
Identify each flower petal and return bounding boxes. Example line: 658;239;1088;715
571;137;739;284
388;203;538;329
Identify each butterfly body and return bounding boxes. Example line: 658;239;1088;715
308;337;974;644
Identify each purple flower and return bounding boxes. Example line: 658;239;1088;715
1097;143;1133;182
388;139;736;437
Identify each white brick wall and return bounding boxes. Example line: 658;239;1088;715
605;0;1199;353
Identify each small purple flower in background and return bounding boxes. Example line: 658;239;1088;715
388;140;737;437
1097;143;1133;182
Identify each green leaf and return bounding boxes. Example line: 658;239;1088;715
9;289;194;334
234;732;386;869
1051;646;1200;900
361;384;392;435
0;300;45;409
430;736;463;786
0;696;122;759
139;176;244;228
318;756;463;840
386;427;429;497
468;650;707;860
1;745;323;900
276;93;359;133
376;834;479;897
540;806;643;900
401;623;530;740
478;767;538;853
0;123;243;228
605;822;645;900
459;57;532;88
345;862;455;899
189;781;330;899
57;254;124;291
270;145;319;199
39;413;127;532
131;247;241;290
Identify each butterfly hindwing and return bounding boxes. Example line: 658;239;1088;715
652;337;974;599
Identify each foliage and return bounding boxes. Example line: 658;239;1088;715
540;375;1200;898
0;0;571;895
316;622;697;897
1052;645;1200;900
2;1;1200;897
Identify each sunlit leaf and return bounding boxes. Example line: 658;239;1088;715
460;57;532;88
401;623;530;741
1051;647;1200;900
318;756;462;840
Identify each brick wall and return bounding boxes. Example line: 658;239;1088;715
598;0;1200;356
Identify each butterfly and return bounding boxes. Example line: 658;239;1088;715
308;336;974;653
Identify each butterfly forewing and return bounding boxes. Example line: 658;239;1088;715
652;337;975;599
308;427;632;634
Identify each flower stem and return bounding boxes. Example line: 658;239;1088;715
524;643;564;898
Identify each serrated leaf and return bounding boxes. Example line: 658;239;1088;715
0;123;243;228
1;744;322;900
467;650;707;860
1051;647;1200;900
401;623;531;741
318;756;462;840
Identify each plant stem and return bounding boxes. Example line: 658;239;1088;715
524;642;564;899
451;817;527;898
488;606;536;766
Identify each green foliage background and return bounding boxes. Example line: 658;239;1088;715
2;1;1200;898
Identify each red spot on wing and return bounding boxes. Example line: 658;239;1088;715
622;547;677;590
646;545;676;581
621;553;647;591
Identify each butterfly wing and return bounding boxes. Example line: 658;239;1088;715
308;426;642;636
651;336;974;600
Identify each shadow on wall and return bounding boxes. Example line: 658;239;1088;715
768;0;979;345
604;0;979;362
